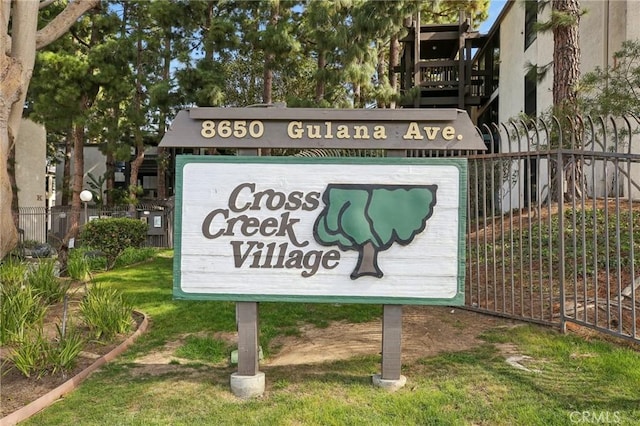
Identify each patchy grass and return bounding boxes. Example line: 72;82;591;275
174;335;230;364
23;251;640;425
26;325;640;425
90;251;381;359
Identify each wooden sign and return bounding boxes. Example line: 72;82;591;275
159;107;486;150
174;156;466;305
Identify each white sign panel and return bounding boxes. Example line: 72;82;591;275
174;156;466;305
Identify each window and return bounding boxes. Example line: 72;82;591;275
524;0;537;50
524;71;537;117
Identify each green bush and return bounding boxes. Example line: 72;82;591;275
0;273;47;345
27;259;69;304
114;247;157;268
49;324;84;375
0;256;28;287
9;329;49;378
67;250;91;281
80;218;147;270
80;283;133;340
8;324;84;378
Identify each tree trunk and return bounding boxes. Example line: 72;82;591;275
351;241;383;279
552;0;583;202
353;82;362;108
262;1;278;106
389;34;400;109
105;149;115;206
315;51;326;103
204;2;215;62
376;45;386;108
0;0;99;259
129;13;145;212
552;0;581;112
157;34;171;199
58;122;85;273
61;128;72;205
263;54;274;105
0;2;37;259
0;54;24;259
8;133;18;226
128;145;144;211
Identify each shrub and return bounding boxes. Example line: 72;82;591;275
80;283;133;340
49;324;84;375
113;247;157;268
0;279;47;345
27;259;69;304
67;250;91;281
9;329;49;378
80;218;147;270
8;324;84;378
0;256;28;287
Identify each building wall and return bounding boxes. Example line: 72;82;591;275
15;119;48;243
498;0;639;122
497;3;525;124
493;0;640;207
16;119;46;208
54;145;107;205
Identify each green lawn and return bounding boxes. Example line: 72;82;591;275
25;251;640;425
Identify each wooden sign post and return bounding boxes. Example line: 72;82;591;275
160;107;484;397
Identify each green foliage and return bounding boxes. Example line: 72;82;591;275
8;323;84;378
86;172;106;207
27;259;70;304
0;256;28;286
579;39;640;116
113;247;157;268
71;246;155;273
80;284;133;341
67;250;91;281
0;278;47;345
80;218;147;270
8;329;50;379
22;320;640;425
470;208;640;279
49;324;85;375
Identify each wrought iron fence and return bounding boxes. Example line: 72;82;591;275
12;115;640;344
15;202;174;249
467;116;640;343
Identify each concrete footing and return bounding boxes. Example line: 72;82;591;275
230;372;265;399
372;374;407;391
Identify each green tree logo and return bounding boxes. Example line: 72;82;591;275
313;184;438;279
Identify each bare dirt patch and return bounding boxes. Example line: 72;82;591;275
267;306;518;366
1;304;517;419
130;306;518;369
0;281;139;418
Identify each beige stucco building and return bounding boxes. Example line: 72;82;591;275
481;0;640;123
14;118;50;242
15;119;48;209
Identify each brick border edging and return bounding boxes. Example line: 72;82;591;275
0;311;149;426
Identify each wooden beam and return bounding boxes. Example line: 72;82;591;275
381;305;403;380
419;31;459;41
236;302;259;376
236;146;259;377
457;12;465;109
413;10;421;107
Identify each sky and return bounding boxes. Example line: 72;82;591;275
479;0;508;33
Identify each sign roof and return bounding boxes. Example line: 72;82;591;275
159;107;486;150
